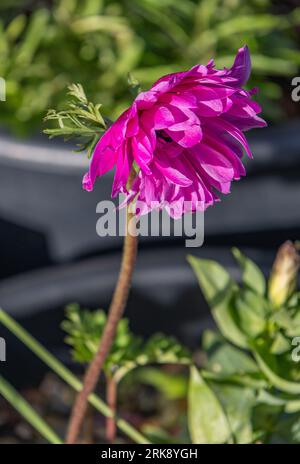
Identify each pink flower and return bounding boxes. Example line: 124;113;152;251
83;46;266;218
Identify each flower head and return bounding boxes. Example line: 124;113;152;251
83;46;266;218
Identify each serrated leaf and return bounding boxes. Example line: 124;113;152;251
188;366;231;444
143;333;191;365
43;82;106;157
62;304;142;370
63;305;190;382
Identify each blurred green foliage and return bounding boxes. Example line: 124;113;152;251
1;0;300;135
62;303;190;383
3;244;300;443
188;245;300;444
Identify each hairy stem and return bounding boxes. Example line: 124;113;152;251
105;375;117;443
66;207;137;444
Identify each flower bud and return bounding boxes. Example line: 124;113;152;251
268;241;300;308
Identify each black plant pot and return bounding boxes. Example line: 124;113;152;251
0;133;115;276
0;121;300;279
0;245;275;388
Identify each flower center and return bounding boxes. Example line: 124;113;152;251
156;130;172;143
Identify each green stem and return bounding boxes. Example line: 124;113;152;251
0;309;150;444
0;375;63;444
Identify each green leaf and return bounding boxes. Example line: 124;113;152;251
211;383;256;444
252;403;283;442
252;340;300;395
232;248;266;296
270;308;294;331
6;15;26;42
43;83;106;158
215;14;288;39
203;330;258;377
272;414;300;444
235;290;267;338
284;399;300;414
270;332;291;355
188;255;247;348
15;9;49;65
143;333;191;365
0;376;62;444
141;425;181;445
268;304;300;336
135;367;188;400
188;255;234;305
256;389;286;408
62;305;190;383
62;304;143;370
257;390;300;414
202;369;268;390
115;333;191;383
128;72;141;97
188;366;231;444
287;292;300;309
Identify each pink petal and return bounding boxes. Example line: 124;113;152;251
228;45;251;86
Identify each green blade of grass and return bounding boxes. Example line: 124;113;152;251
0;375;63;444
0;309;150;444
